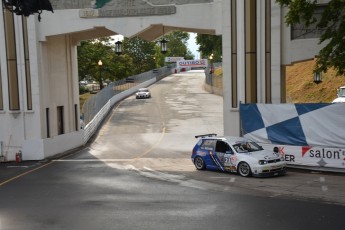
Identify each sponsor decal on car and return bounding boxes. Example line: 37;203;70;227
196;151;207;157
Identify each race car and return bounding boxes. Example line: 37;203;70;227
136;88;151;99
191;134;287;177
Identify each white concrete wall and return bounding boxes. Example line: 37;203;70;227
36;3;222;42
222;1;237;136
280;7;325;65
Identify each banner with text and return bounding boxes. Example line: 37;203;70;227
165;57;184;63
240;103;345;170
177;59;208;68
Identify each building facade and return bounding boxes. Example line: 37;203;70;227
0;0;325;161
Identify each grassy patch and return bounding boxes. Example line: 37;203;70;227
286;59;345;103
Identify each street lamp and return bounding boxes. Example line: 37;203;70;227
160;26;168;54
98;60;103;90
314;71;322;84
115;40;122;55
209;54;214;86
160;38;168;54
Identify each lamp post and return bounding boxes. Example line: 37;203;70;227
314;71;322;84
98;60;103;90
160;38;168;54
115;40;122;55
209;54;214;86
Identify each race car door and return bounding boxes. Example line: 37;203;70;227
212;140;233;171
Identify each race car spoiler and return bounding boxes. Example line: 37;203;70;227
195;133;217;138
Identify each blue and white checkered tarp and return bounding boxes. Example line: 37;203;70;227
240;103;345;148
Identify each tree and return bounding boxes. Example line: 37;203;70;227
195;34;222;62
123;36;156;74
276;0;345;75
165;31;194;59
78;37;128;87
154;31;194;66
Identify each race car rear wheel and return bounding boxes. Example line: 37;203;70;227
238;162;251;177
194;156;205;170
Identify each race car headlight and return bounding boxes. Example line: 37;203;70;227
259;160;268;165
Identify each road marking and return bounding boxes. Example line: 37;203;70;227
133;127;166;160
54;159;132;162
6;166;29;168
0;161;55;187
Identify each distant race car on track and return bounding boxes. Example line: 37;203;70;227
136;88;151;99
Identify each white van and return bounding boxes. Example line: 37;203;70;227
332;86;345;103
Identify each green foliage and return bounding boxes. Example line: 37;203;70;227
77;31;194;87
195;34;222;61
77;37;120;87
164;31;194;59
79;85;89;94
153;31;194;66
123;36;156;74
276;0;345;75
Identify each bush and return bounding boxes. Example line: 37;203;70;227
79;85;89;94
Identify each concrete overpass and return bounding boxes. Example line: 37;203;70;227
0;0;326;161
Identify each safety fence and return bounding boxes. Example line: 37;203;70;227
82;66;173;144
204;62;223;95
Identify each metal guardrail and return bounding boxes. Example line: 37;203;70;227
81;66;173;144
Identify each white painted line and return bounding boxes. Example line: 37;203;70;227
7;166;29;168
209;177;231;179
54;159;132;162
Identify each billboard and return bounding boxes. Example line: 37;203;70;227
177;59;208;68
165;57;184;62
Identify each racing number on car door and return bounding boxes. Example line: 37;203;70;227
214;141;233;171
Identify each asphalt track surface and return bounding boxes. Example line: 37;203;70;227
0;71;344;229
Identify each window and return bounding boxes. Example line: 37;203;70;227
74;104;78;131
0;65;3;110
57;106;64;135
231;0;238;108
46;108;50;138
215;141;232;153
200;139;216;150
265;0;271;103
4;9;19;110
22;16;32;110
244;0;257;103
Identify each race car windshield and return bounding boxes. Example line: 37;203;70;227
233;142;262;153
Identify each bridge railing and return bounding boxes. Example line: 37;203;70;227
81;66;173;144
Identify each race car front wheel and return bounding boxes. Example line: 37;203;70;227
238;162;251;177
194;156;205;170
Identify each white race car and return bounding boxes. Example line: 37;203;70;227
136;88;151;99
191;134;287;177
